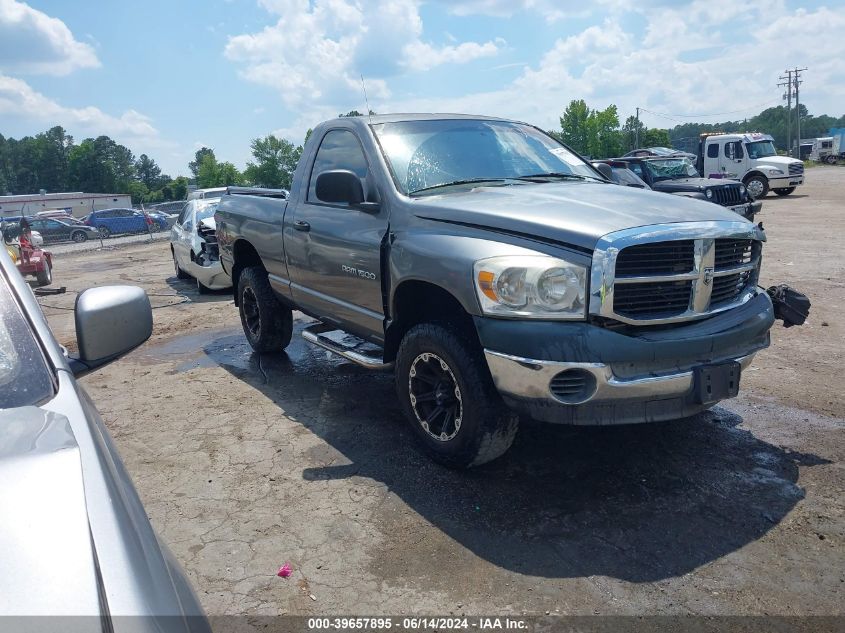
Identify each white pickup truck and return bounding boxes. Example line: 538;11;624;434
697;132;804;199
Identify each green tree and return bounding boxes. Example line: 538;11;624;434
126;180;149;205
196;155;242;187
244;134;302;189
135;153;164;190
642;128;671;148
559;99;592;155
621;115;645;151
217;161;243;186
189;147;215;179
586;104;622;158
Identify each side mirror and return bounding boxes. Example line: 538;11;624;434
316;170;364;204
315;170;379;212
69;286;153;377
594;163;613;181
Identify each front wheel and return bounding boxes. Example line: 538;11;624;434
148;222;160;233
773;187;796;196
98;226;111;238
237;267;293;353
395;323;519;468
744;174;769;199
36;261;52;287
71;230;87;243
173;250;189;279
825;155;837;165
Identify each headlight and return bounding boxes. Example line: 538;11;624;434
739;184;746;195
474;255;587;319
705;188;713;199
768;168;784;175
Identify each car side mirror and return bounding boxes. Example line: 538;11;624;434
315;170;380;212
69;286;153;377
594;163;613;181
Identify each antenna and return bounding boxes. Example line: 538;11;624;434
360;74;372;122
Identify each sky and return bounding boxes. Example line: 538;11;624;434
1;0;843;177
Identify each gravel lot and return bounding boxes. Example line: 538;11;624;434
39;168;843;621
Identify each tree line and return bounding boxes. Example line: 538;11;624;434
3;105;842;203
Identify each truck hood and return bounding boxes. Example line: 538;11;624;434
753;156;802;170
412;181;748;251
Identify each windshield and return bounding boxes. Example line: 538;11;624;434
372;119;598;195
196;201;219;223
746;140;777;159
0;274;55;408
642;158;698;181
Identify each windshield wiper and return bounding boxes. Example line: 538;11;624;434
516;172;605;183
409;178;510;195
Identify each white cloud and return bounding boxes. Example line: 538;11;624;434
0;73;167;147
373;3;845;135
225;0;503;108
0;0;99;75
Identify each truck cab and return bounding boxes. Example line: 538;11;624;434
699;132;804;199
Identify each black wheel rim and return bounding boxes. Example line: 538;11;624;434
408;353;462;442
242;286;261;338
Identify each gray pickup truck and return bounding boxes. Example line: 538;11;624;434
216;114;777;468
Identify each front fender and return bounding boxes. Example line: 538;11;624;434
388;230;592;318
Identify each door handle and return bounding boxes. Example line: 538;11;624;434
293;220;310;232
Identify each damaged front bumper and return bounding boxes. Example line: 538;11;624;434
477;290;775;425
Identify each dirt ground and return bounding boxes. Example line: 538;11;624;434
39;168;843;619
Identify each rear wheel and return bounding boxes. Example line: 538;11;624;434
98;226;111;238
237;266;293;353
773;187;796;196
825;155;837;165
744;174;769;199
36;260;52;287
71;230;87;243
395;323;519;468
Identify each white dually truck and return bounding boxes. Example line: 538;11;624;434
697;132;804;199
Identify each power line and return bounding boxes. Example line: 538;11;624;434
638;100;781;121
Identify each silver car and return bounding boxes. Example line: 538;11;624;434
0;249;210;630
171;198;231;293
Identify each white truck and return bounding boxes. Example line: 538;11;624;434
809;136;843;164
697;132;804;199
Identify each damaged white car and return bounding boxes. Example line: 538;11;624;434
170;198;231;293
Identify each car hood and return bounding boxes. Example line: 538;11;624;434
411;181;748;251
198;217;216;232
0;407;103;616
654;178;741;193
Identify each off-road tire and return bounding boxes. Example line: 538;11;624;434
173;250;189;279
237;266;293;353
743;174;769;199
36;261;52;287
395;323;519;468
773;187;796;196
71;230;87;243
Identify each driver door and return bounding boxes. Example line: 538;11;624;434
285;128;387;342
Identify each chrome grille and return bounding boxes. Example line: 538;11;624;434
710;270;753;307
714;239;754;269
616;240;694;277
614;280;692;317
788;163;804;175
590;223;765;326
711;185;743;206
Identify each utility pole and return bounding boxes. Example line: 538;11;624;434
793;67;807;156
778;71;793;155
635;107;640;149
